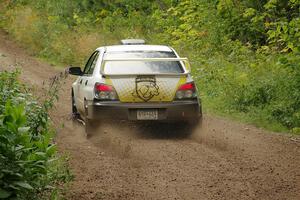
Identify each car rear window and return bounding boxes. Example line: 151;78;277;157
103;51;184;74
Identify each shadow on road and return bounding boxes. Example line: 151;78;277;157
133;122;194;140
73;118;198;140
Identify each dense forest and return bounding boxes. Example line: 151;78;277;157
0;0;299;133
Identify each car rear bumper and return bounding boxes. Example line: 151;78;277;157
86;100;202;122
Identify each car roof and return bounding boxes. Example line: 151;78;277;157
98;45;173;52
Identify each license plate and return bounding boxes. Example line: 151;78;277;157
137;109;158;120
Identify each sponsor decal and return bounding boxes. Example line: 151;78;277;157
132;76;160;102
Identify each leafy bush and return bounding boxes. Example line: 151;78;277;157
216;0;300;52
0;71;71;199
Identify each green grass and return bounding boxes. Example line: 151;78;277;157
201;96;288;133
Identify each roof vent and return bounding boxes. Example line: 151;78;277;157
121;39;145;45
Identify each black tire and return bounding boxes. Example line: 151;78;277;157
84;100;100;138
85;118;100;138
71;91;81;120
191;104;203;129
188;114;203;133
85;118;93;138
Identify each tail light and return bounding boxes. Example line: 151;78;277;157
94;83;118;100
175;82;197;100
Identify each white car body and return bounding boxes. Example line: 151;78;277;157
70;42;202;135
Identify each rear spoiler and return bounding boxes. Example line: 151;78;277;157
100;57;191;76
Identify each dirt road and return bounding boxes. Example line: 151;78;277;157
0;30;299;200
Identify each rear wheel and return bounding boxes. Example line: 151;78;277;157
85;119;100;138
71;91;80;120
191;104;203;129
84;100;100;138
190;115;203;129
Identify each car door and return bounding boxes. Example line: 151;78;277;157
77;51;100;114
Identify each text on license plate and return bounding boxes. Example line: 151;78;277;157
137;109;158;120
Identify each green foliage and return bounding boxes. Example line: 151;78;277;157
0;0;299;133
216;0;300;51
0;71;71;199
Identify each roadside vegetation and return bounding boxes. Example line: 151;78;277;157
0;70;71;199
0;0;299;133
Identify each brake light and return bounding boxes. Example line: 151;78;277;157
178;83;195;91
176;82;197;99
95;84;113;91
94;83;118;100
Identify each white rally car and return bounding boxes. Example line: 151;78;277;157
69;39;202;136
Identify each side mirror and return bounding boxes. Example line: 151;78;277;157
68;67;82;76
